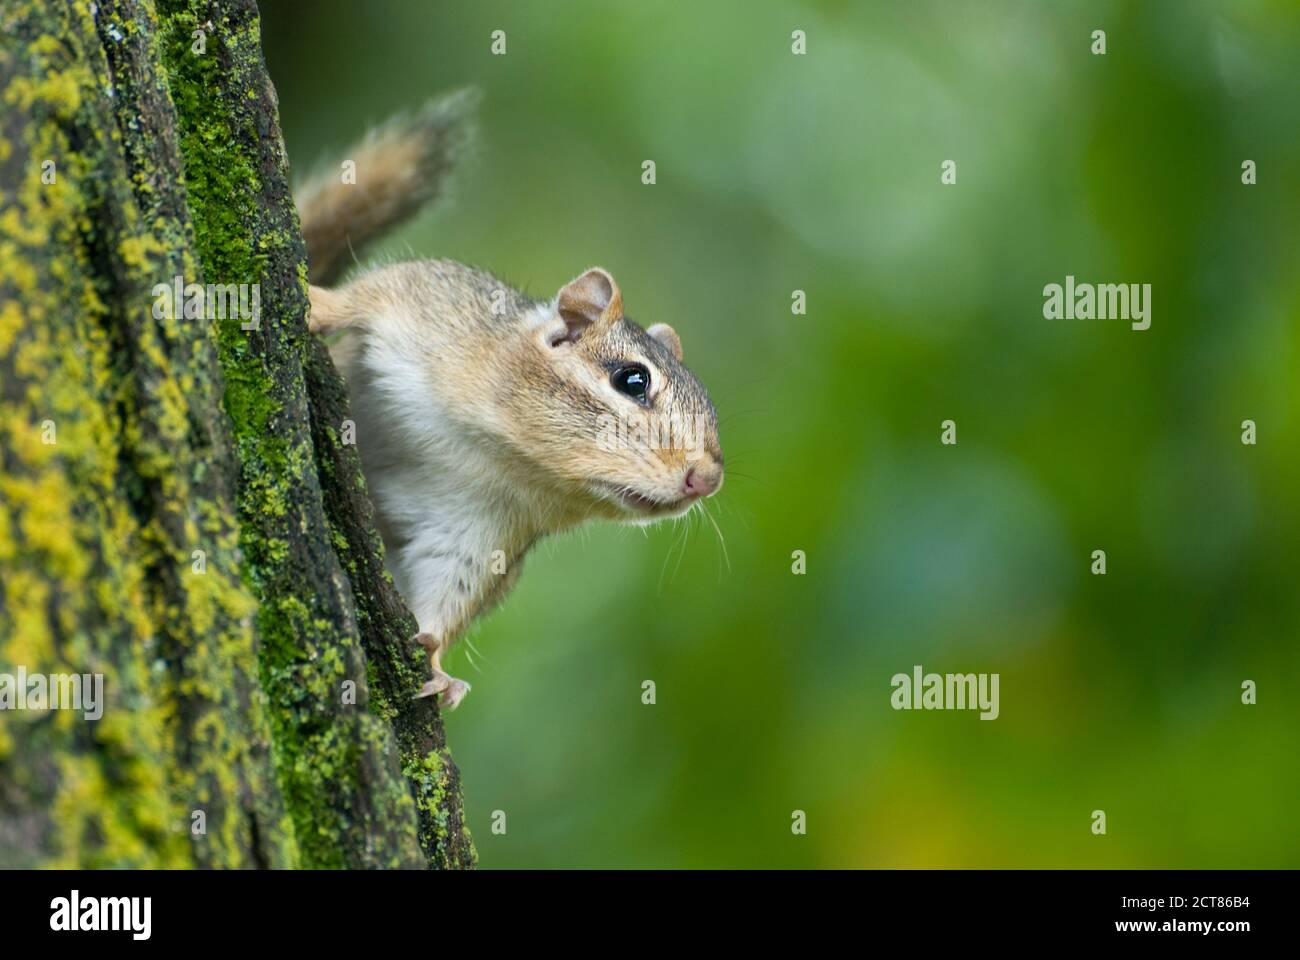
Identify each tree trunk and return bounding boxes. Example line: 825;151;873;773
0;0;474;869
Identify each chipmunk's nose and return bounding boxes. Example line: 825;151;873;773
682;460;724;498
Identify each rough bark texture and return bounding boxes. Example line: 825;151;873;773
0;0;474;869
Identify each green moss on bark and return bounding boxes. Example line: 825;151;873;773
0;0;293;869
1;0;472;869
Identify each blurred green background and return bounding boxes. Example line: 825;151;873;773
259;0;1300;867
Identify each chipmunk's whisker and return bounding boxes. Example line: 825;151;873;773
698;497;730;577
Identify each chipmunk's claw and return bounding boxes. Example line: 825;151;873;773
411;632;469;708
413;666;470;709
440;677;471;711
414;675;448;700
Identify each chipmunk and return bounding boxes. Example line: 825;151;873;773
294;92;724;710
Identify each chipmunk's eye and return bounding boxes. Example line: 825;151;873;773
612;364;650;402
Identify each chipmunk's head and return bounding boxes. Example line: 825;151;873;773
515;267;723;525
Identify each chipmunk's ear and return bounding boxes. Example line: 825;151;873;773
647;323;683;361
554;267;622;343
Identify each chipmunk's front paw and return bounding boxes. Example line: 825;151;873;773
414;668;471;710
414;674;449;700
440;677;471;711
411;631;470;709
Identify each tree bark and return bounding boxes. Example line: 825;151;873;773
0;0;474;869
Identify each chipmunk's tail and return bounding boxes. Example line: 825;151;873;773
294;88;478;287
